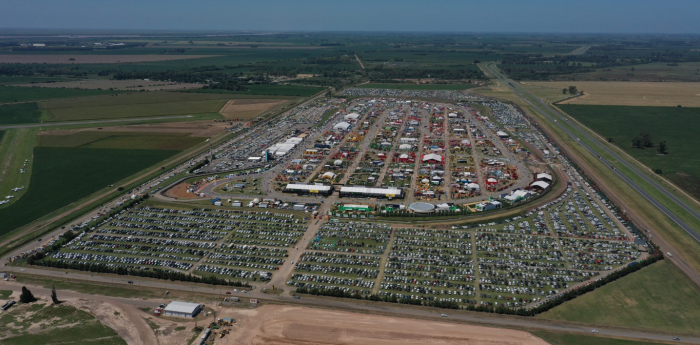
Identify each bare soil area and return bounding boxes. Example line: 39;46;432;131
0;55;218;64
217;305;549;345
164;182;200;200
15;79;204;91
218;99;287;120
528;81;700;107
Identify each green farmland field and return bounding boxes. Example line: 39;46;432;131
190;84;324;97
0;128;37;205
559;104;700;199
0;86;125;104
38;131;206;150
357;83;478;90
0;147;179;236
40;92;232;122
532;331;667;345
538;260;700;335
0;102;42;125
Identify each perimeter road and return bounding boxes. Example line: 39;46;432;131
0;115;195;130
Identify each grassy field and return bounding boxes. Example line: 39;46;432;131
532;331;669;345
553;61;700;82
357;83;479;90
0;128;38;207
0;303;125;345
0;76;80;84
190;84;324;96
559;104;700;199
38;131;206;150
0;102;42;125
528;81;700;107
0;147;179;235
40;92;232;122
538;260;700;335
0;86;125;104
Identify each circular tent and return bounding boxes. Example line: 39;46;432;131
408;202;436;214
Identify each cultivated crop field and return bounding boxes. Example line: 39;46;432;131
529;81;700;107
560;104;700;199
551;61;700;82
42;204;308;283
357;83;479;90
218;98;289;120
0;103;42;125
41;92;232;122
0;86;126;104
0;54;218;64
15;79;204;91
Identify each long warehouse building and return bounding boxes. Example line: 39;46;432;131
339;186;404;199
283;183;334;196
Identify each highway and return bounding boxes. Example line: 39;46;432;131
482;63;700;244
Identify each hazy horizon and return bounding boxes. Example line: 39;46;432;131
3;0;700;34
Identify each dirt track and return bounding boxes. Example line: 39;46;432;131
0;54;218;64
221;305;548;345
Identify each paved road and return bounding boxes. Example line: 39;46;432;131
2;267;697;344
483;63;700;244
0;115;196;130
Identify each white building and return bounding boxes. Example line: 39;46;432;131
163;301;202;318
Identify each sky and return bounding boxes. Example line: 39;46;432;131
2;0;700;34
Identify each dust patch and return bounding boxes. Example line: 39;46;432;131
218;99;287;120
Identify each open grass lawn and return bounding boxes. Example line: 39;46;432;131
190;84;324;97
40;91;231;122
0;128;38;207
559;104;700;199
532;331;668;345
38;131;205;150
537;260;700;335
0;303;125;345
0;147;179;235
0;86;126;104
358;83;478;90
0;102;42;125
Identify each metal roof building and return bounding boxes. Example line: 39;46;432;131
339;186;404;199
284;183;334;196
163;301;202;318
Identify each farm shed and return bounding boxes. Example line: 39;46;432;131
163;301;202;318
339;204;373;212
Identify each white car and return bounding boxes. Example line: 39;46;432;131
441;314;447;318
591;329;599;333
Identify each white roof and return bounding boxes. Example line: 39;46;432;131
399;144;412;150
334;121;351;130
422;153;443;162
514;190;530;197
531;181;550;189
344;113;360;119
467;183;480;189
496;131;509;137
340;186;402;195
164;301;200;314
285;184;332;191
322;172;336;178
537;173;553;181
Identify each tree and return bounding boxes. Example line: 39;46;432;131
20;286;37;303
562;88;568;94
632;136;642;148
51;285;59;304
658;140;668;154
568;86;578;95
640;131;654;148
